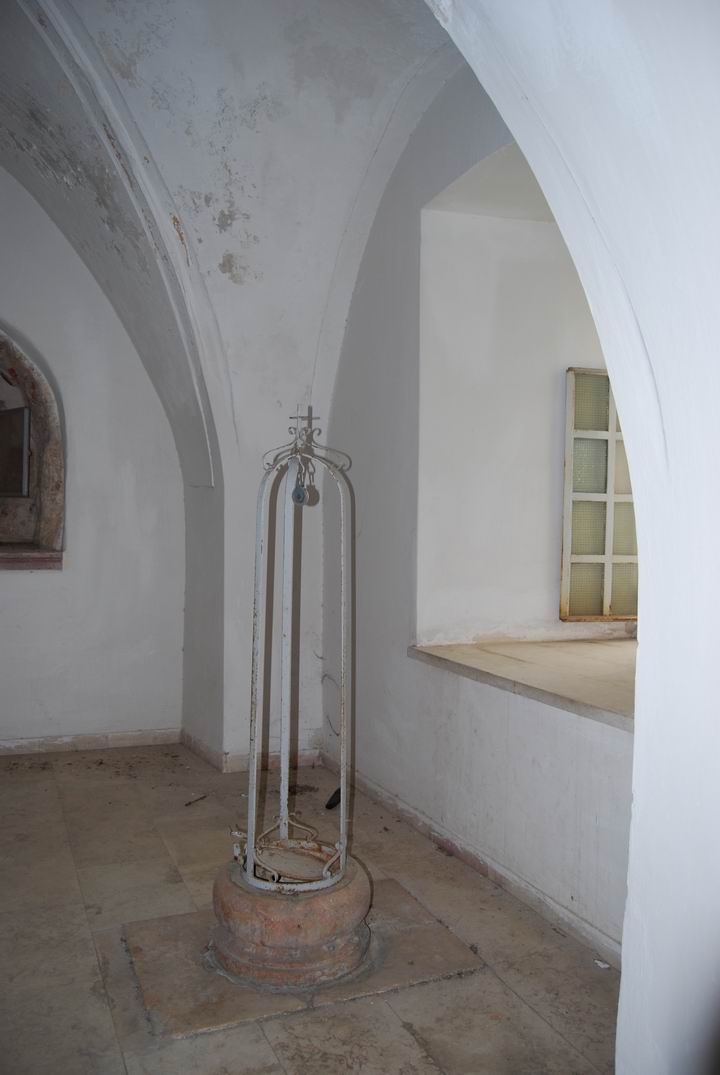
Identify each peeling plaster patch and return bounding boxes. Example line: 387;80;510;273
96;2;176;87
149;73;198;121
102;122;134;188
97;30;142;86
149;78;173;113
0;90;143;258
215;202;236;233
234;82;287;134
291;42;377;123
221;160;257;203
213;184;236;232
183;118;201;150
180;189;214;215
218;252;261;285
177;161;257;247
214;184;247;234
171;214;190;265
203;84;287;157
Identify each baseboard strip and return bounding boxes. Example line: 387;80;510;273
0;727;181;756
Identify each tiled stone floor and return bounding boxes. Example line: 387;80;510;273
0;745;619;1073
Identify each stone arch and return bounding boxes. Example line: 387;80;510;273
0;330;63;553
421;4;720;1070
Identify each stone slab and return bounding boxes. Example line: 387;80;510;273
126;878;483;1038
125;910;305;1036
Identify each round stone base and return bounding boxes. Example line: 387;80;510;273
210;856;372;990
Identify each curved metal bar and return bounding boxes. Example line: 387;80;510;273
245;459;286;883
315;454;354;878
262;440;351;473
279;457;299;841
308;441;352;471
242;424;354;893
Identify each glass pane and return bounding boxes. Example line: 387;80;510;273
614;440;632;494
569;562;604;616
613;502;637;555
611;563;638;616
573;438;608;493
574;373;609;431
572;501;606;555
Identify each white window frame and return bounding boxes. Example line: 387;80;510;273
560;367;637;621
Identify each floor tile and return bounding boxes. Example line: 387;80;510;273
124;1022;285;1074
59;780;147;816
365;877;438;931
180;863;221;910
262;995;443;1074
0;977;125;1074
0;845;83;912
138;782;235;825
387;968;600;1074
377;846;575;966
350;813;446;880
78;858;196;930
0;902;101;996
0;817;67;859
61;784;168;868
0;777;61;816
157;817;237;873
68;819;170;869
493;945;619;1073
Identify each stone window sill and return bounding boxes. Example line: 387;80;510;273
408;639;635;734
0;545;63;570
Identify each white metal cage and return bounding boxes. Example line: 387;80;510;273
232;408;353;893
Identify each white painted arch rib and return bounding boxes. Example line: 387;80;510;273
3;0;221;488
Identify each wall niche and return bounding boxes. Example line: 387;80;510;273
0;332;64;568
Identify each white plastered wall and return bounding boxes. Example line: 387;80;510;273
325;68;632;959
0;167;184;746
418;198;611;643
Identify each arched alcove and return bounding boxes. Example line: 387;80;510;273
0;331;64;564
325;63;633;970
416;144;637;645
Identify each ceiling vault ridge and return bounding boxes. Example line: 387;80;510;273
16;0;227;486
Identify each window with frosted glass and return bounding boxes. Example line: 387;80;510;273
560;369;638;619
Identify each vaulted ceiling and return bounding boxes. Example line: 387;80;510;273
0;0;459;484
